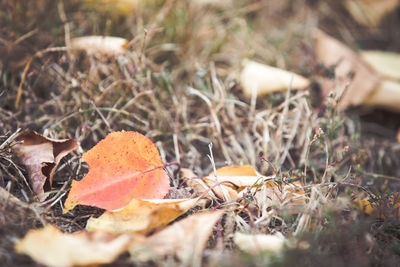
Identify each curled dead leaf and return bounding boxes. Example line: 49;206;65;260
87;198;201;234
15;225;140;267
64;131;170;213
12;131;77;201
240;60;310;97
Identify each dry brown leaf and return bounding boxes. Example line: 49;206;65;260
182;167;250;200
344;0;399;26
251;180;306;214
12;131;77;201
131;210;223;264
87;198;201;234
233;232;285;254
313;30;381;109
183;166;306;213
240;60;310;97
15;225;139;267
71;36;129;57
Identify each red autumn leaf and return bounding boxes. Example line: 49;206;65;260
12;131;78;201
63;131;170;213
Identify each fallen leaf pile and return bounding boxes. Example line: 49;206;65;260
13;131;222;266
10;128;399;266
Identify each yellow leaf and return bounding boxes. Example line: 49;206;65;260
87;198;201;234
15;225;138;267
355;193;400;218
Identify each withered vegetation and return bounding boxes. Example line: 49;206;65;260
1;0;400;266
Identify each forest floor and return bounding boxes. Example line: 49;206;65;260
1;1;400;266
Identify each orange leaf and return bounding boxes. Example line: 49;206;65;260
12;131;78;201
64;131;170;213
212;165;257;176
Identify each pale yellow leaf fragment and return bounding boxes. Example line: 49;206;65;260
240;60;310;97
233;232;285;254
71;36;129;56
131;210;223;265
87;198;201;234
359;50;400;111
15;225;136;267
344;0;398;27
363;80;400;111
361;50;400;80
